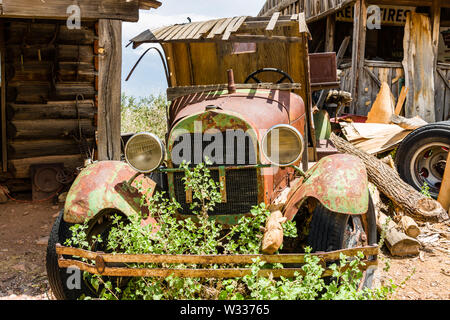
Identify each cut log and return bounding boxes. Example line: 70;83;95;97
8;119;95;139
377;210;420;256
9;154;84;179
7;101;95;120
399;215;421;238
55;82;96;99
8;138;94;160
330;133;448;222
261;210;287;255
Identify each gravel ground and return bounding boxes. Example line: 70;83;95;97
0;199;449;300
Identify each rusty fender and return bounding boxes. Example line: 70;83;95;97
63;161;158;226
283;154;369;220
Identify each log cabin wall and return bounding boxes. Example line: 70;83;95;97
1;18;97;184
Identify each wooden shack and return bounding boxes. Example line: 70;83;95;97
259;0;450;122
0;0;161;193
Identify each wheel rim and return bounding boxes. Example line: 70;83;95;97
410;142;449;198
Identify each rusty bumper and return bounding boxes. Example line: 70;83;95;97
55;244;378;279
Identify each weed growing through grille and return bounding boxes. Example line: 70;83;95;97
66;162;400;300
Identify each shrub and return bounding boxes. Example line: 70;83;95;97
121;94;168;140
67;162;399;300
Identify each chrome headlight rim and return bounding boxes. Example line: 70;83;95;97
124;132;165;173
261;124;304;167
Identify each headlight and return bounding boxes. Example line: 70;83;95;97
125;132;165;173
261;124;304;167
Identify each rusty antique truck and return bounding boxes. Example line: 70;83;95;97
46;15;378;300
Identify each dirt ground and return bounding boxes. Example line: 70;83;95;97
0;198;449;300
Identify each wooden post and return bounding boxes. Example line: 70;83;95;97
437;151;450;212
350;0;367;114
431;0;441;69
299;13;318;161
97;19;122;161
0;21;7;173
325;14;336;53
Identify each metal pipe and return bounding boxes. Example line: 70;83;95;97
227;69;236;94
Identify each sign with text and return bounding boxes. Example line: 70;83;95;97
337;5;416;26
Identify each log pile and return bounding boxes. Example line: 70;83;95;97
330;133;449;257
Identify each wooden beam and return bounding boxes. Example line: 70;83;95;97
325;14;336;52
1;0;142;22
0;21;6;173
367;0;432;6
350;0;368;114
260;0;298;17
437;151;450;212
431;0;441;70
97;19;122;161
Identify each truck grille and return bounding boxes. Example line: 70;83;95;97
173;168;259;216
171;131;257;167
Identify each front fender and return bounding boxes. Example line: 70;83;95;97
284;154;369;220
64;161;158;224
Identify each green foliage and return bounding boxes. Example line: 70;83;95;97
420;182;432;198
121;94;168;140
67;162;399;300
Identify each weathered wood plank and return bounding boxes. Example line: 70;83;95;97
325;14;336;52
0;21;6;172
7;101;95;121
266;12;281;31
402;12;436;123
1;0;142;22
222;16;243;40
193;20;220;39
97;19;122;161
9;154;84;179
8;138;94;160
8;119;95;139
206;18;228;39
56;244;378;264
437;151;450;211
350;0;368;114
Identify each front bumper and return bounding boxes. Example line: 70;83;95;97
56;244;378;278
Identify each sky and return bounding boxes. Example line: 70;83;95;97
121;0;267;98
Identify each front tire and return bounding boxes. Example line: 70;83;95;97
306;196;377;288
46;210;88;300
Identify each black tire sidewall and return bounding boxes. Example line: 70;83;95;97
306;194;377;289
395;123;450;195
46;210;88;300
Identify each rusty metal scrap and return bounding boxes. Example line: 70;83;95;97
56;243;378;278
